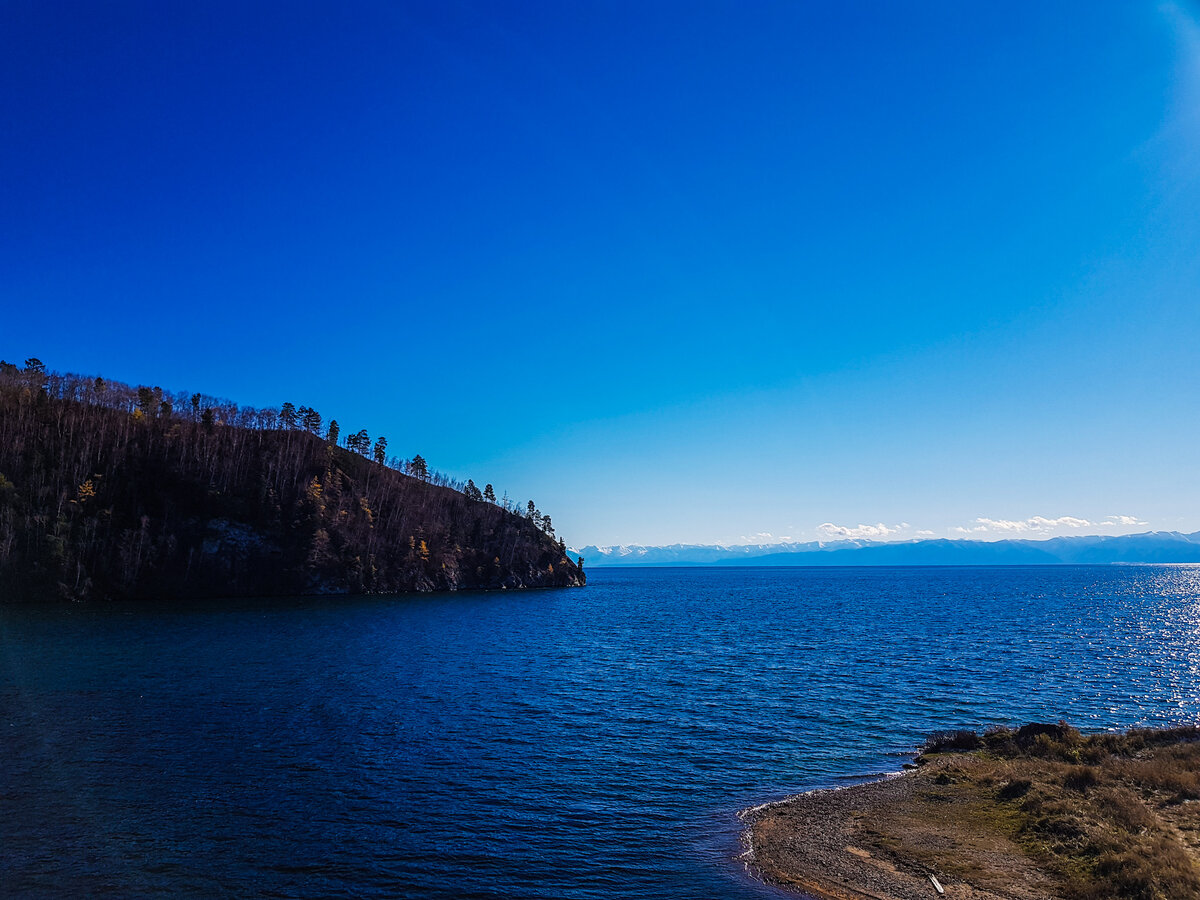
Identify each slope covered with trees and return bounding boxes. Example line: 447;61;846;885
0;359;583;601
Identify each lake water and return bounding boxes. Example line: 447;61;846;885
4;565;1200;898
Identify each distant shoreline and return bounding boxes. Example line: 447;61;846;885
575;532;1200;568
588;561;1196;567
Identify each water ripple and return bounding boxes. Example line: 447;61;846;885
3;565;1200;897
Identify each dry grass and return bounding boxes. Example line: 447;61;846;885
903;724;1200;899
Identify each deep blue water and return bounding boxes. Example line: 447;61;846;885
4;565;1200;898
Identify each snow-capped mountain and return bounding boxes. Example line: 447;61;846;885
569;532;1200;567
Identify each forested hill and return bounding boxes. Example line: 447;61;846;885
0;359;584;602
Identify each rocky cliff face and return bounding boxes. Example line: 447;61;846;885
0;370;584;601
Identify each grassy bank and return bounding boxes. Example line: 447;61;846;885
750;724;1200;900
908;724;1200;899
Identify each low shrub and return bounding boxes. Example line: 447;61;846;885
998;777;1032;801
1064;766;1101;793
923;729;983;754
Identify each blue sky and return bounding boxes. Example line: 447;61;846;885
3;2;1199;547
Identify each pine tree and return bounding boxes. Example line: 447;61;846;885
409;455;428;480
348;429;369;455
483;483;496;503
137;387;155;416
22;358;47;393
301;407;322;434
373;436;387;465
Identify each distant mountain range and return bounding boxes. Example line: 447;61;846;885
570;531;1200;567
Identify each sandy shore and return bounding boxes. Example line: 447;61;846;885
743;757;1055;900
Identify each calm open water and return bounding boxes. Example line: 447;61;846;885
4;565;1200;898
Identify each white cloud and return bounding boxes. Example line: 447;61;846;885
1105;514;1148;527
951;515;1151;536
916;530;935;536
818;522;901;539
736;532;793;545
954;516;1094;535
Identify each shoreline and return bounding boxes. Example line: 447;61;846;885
742;764;999;900
743;724;1200;900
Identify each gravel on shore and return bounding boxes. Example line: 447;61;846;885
743;760;1053;900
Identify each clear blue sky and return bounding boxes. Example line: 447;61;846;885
3;2;1199;547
